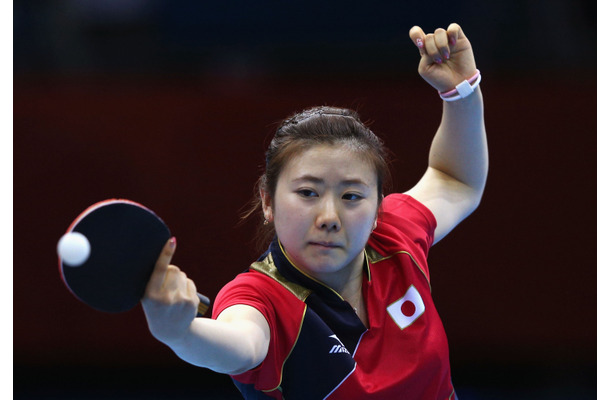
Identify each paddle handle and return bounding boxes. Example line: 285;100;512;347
196;293;211;317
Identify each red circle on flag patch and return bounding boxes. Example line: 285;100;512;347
401;300;416;317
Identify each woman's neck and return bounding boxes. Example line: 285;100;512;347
313;250;365;297
335;253;368;328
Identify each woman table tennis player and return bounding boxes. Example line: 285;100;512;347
142;23;487;399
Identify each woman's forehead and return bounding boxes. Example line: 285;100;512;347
281;144;377;184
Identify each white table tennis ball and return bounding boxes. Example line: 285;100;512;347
57;232;91;267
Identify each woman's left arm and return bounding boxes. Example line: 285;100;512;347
406;23;488;245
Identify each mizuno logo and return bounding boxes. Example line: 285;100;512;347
328;334;350;354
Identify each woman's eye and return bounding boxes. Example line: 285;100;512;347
343;193;363;201
298;189;317;198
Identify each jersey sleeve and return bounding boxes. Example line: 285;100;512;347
369;193;437;279
212;271;276;322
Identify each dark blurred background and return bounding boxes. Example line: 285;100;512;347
14;1;596;399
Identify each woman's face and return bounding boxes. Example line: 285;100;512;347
263;144;379;283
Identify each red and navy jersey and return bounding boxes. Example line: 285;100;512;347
212;194;457;399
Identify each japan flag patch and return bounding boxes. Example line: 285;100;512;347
387;285;425;329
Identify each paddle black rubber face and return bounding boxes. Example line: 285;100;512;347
60;201;170;313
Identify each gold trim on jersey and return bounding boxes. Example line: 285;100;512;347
365;247;432;292
250;252;312;302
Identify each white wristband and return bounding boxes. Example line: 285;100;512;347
438;70;481;102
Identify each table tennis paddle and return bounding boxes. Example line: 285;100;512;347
57;199;210;316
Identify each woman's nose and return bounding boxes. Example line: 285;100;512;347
316;197;341;231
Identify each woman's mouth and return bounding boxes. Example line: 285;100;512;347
309;241;341;248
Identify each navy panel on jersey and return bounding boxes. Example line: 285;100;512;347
280;309;357;399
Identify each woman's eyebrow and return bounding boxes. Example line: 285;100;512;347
292;175;370;187
292;175;324;184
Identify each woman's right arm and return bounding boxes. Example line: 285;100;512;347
141;238;270;375
166;304;270;374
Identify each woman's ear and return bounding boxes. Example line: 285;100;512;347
260;188;274;223
372;195;383;232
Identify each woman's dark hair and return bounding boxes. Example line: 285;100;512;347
242;106;392;251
